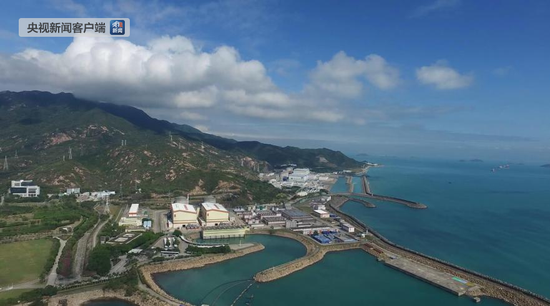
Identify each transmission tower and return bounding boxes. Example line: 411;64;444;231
3;156;8;171
14;150;18;158
169;131;173;142
68;147;72;160
104;195;110;215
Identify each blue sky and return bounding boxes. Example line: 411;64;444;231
1;0;549;162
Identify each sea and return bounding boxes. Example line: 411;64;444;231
120;157;550;305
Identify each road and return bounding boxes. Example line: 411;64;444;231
47;237;67;286
152;209;169;233
0;279;43;292
72;215;101;281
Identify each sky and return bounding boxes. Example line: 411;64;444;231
0;0;549;162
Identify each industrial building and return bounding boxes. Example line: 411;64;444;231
313;209;330;218
288;168;310;183
282;209;314;222
342;223;355;233
9;180;40;198
129;204;139;217
171;202;198;228
200;202;229;226
202;225;247;239
262;216;286;226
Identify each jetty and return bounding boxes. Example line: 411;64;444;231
339;174;427;209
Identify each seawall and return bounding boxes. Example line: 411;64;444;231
139;243;265;306
251;230;362;283
328;199;550;306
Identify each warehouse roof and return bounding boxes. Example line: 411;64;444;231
129;203;139;215
202;202;228;213
172;203;197;213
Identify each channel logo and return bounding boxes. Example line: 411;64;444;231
110;20;125;35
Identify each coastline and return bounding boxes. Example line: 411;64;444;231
329;197;550;306
250;230;362;282
138;243;265;306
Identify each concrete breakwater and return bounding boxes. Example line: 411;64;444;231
328;200;550;306
331;195;375;209
364;193;428;209
140;243;265;306
251;230;362;283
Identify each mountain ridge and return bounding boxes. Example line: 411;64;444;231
0;91;361;202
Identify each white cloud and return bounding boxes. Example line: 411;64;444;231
410;0;461;18
0;36;400;125
306;51;400;99
363;54;401;90
416;60;473;90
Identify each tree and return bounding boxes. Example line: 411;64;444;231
87;245;112;276
173;229;182;237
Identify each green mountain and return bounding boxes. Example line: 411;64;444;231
0;91;361;202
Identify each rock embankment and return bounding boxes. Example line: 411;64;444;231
251;230;361;283
140;243;265;305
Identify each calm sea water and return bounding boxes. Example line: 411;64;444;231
340;156;550;298
155;234;508;305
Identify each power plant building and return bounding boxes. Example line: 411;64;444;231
200;202;229;226
171;202;199;227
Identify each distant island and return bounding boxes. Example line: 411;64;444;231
541;164;550;168
459;159;484;163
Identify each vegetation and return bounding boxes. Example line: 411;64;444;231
57;201;98;277
0;239;55;286
40;238;60;280
0;91;360;205
187;244;231;255
87;245;112;276
0;286;57;306
103;267;139;296
0;198;88;238
86;232;162;275
173;229;182;237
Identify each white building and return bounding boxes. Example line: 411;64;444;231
200;202;229;226
66;187;81;195
288;168;310;183
342;223;355;233
171;202;199;228
9;180;40;198
313;209;330;219
129;204;139;217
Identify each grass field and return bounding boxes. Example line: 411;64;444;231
0;289;32;301
0;239;54;286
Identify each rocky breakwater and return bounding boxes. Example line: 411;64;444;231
140;243;265;305
252;230;362;283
